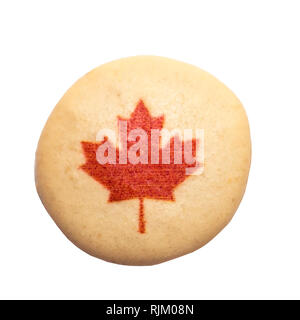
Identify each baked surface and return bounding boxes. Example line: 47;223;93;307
35;56;251;265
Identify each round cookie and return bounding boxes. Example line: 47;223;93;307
35;56;251;265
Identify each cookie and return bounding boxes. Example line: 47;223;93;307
35;56;251;265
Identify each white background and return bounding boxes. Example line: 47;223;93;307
0;0;299;300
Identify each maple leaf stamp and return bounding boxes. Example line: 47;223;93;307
80;100;200;233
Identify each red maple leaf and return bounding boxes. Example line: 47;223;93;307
80;100;199;233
